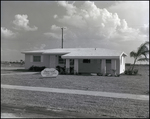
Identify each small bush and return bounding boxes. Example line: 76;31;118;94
128;70;133;75
115;74;120;77
28;65;46;71
124;69;138;75
97;73;103;76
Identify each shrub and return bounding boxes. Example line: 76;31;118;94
124;69;138;75
128;70;133;75
105;73;109;76
97;73;103;76
124;70;128;74
28;66;46;71
115;74;120;77
56;66;66;74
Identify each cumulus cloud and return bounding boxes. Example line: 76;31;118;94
54;14;58;19
51;25;60;31
1;27;16;38
108;1;149;27
58;1;77;16
56;1;143;41
139;24;149;36
13;14;38;31
44;32;60;39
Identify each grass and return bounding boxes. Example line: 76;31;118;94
1;65;149;95
1;65;149;118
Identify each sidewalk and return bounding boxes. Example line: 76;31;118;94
1;84;149;101
1;72;39;75
1;67;25;70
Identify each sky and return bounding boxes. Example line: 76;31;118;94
1;1;149;64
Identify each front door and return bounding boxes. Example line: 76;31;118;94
106;59;111;74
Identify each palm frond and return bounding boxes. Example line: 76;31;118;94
138;58;149;62
137;41;149;56
130;51;137;58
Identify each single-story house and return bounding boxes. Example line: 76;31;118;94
21;48;127;75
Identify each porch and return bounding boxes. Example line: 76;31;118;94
49;55;119;75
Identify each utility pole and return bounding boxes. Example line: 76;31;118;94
61;27;66;49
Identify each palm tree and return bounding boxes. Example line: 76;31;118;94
130;41;149;72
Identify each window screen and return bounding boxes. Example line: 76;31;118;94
33;56;41;62
106;59;111;63
58;56;66;64
83;59;91;63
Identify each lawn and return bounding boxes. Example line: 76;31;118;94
1;65;149;118
1;65;149;95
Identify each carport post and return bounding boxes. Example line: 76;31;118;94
111;59;116;75
66;59;70;73
101;59;106;75
74;59;78;74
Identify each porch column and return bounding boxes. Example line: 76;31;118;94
111;59;116;75
74;59;78;74
101;59;106;75
66;59;70;73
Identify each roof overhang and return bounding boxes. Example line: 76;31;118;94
42;52;70;55
61;56;120;59
21;52;43;54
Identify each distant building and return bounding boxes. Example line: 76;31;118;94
21;48;127;75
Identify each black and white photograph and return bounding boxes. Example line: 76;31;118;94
1;1;149;118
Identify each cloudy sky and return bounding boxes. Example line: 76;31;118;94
1;1;149;63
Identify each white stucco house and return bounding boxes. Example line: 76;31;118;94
21;48;127;75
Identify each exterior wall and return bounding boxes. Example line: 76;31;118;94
120;55;126;74
24;53;123;74
24;54;49;69
116;59;120;74
49;55;56;68
78;59;101;73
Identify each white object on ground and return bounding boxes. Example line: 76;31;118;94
41;68;58;78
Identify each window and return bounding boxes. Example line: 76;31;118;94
106;59;111;63
58;56;66;64
83;59;91;63
33;56;41;62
